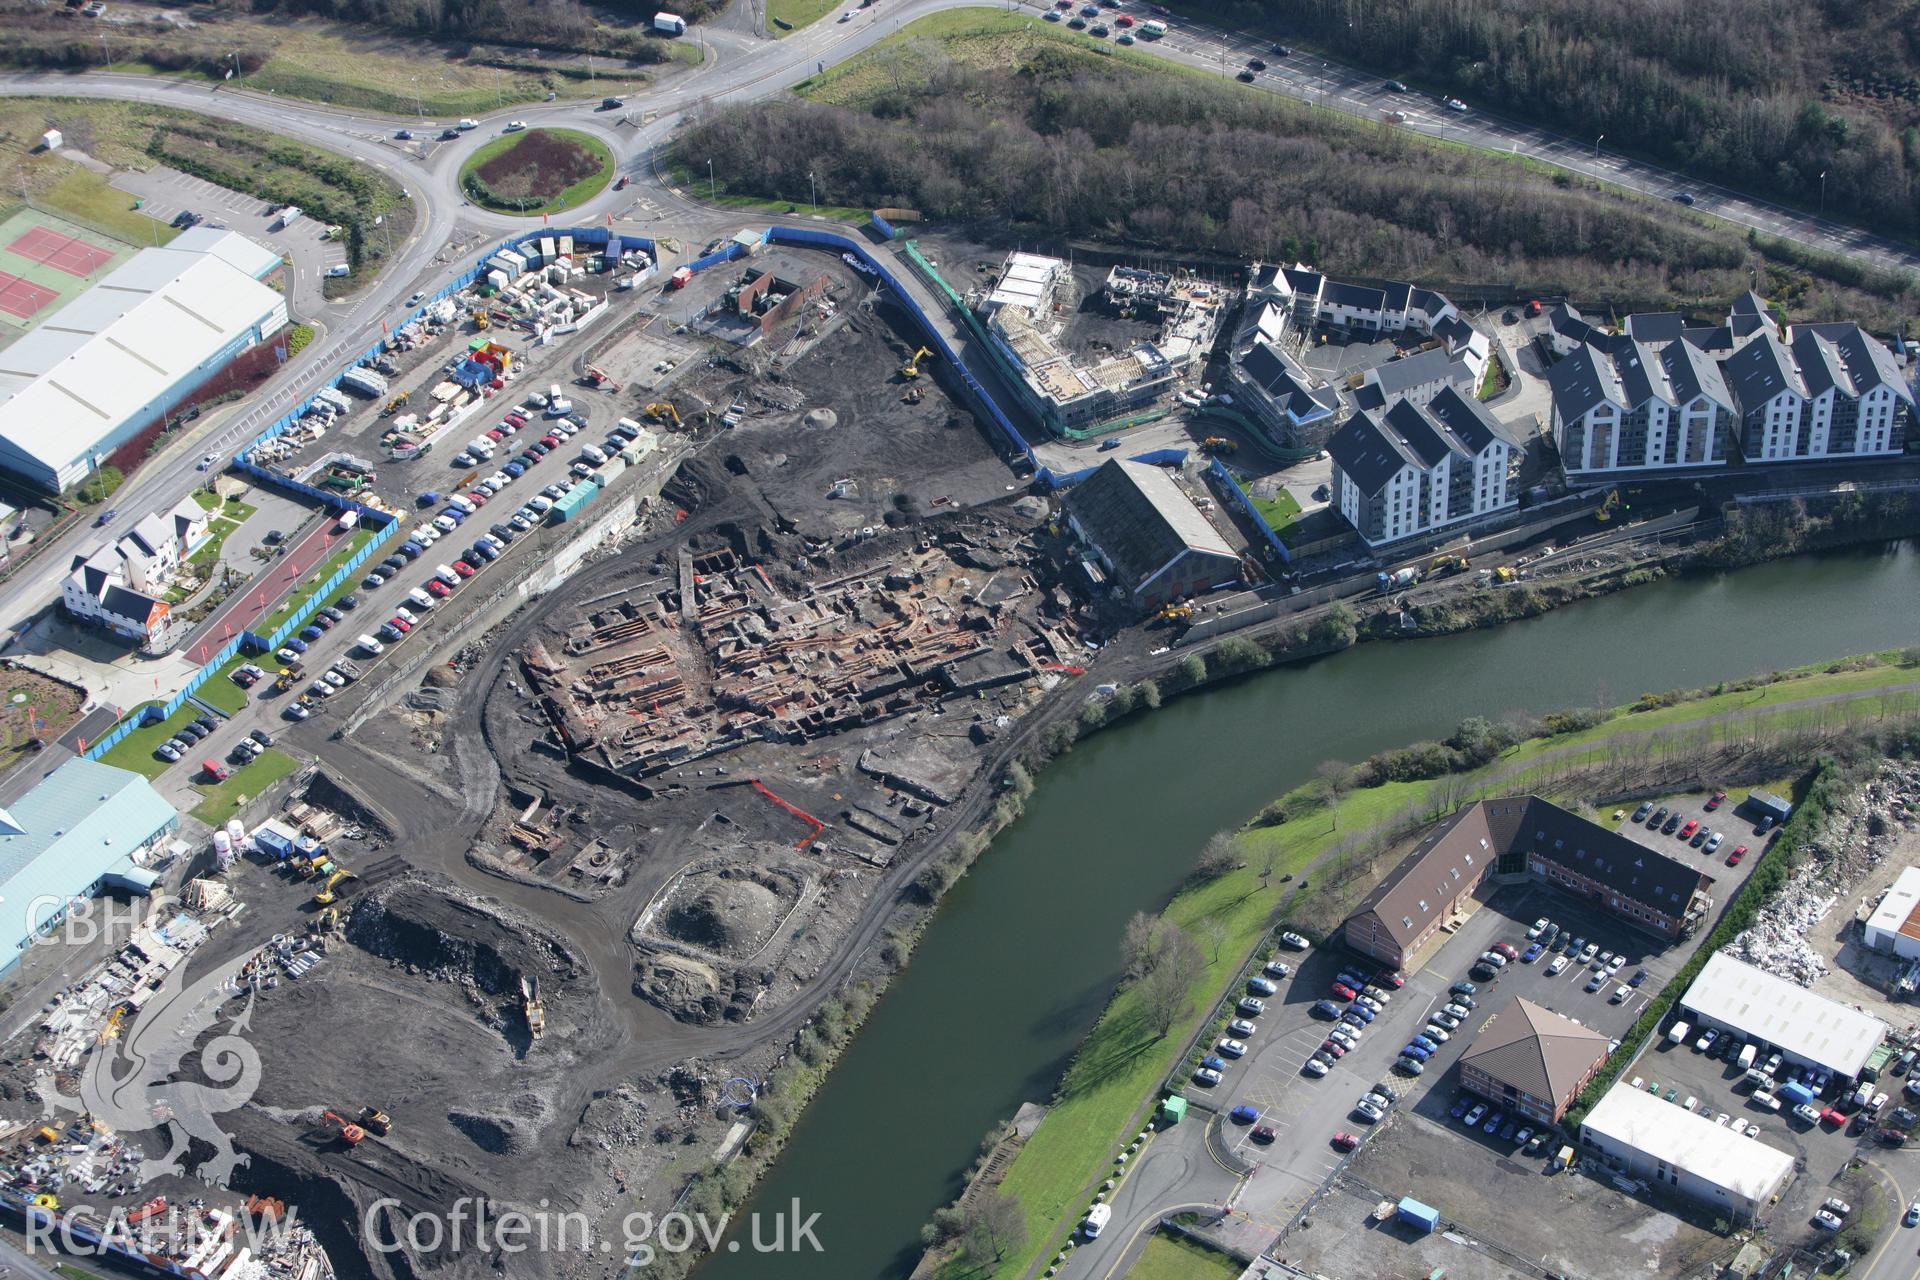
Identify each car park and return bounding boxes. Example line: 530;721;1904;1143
1229;1104;1259;1124
1238;997;1266;1016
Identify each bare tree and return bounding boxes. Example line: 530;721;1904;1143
1258;842;1282;889
1316;759;1353;831
1138;924;1204;1038
961;1192;1027;1264
1120;910;1160;981
1199;916;1229;964
1193;831;1238;880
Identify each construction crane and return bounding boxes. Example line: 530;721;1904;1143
522;976;546;1040
357;1106;392;1137
645;402;682;428
583;363;624;393
314;868;356;906
320;1110;365;1146
900;346;933;379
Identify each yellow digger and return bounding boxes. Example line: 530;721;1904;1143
1594;488;1623;523
1428;553;1467;576
313;868;356;907
900;346;933;379
1155;603;1194;624
645;402;682;428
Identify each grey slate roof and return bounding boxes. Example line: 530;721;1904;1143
1791;330;1847;399
1660;339;1731;408
1327;411;1420;497
1238;343;1339;421
1611;340;1667;409
1545;344;1618;421
99;584;161;625
1062;460;1237;590
1423;384;1506;454
1721;331;1803;414
1791;323;1916;404
1369;346;1470;398
1324;280;1386;311
1626;312;1686;344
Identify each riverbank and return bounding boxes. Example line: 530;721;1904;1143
690;538;1920;1280
919;649;1920;1280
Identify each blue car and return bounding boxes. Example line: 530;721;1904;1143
1449;1096;1472;1118
1229;1104;1259;1125
472;543;500;562
400;541;424;558
1336;971;1368;991
300;625;323;642
504;461;527;477
1200;1055;1228;1072
1311;999;1341;1019
1345;1003;1375;1023
1521;942;1545;963
1411;1034;1440;1053
418;492;440;507
286;637;308;653
1401;1043;1431;1062
441;507;466;524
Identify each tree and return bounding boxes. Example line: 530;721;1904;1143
1193;831;1238;880
1258;842;1283;889
1199;916;1228;964
1315;759;1353;830
1120;910;1161;981
961;1192;1027;1263
1137;924;1203;1038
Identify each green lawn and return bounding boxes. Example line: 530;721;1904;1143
193;649;264;717
770;0;841;34
39;168;178;248
459;129;615;217
1127;1233;1241;1280
97;703;193;780
190;749;299;826
1478;356;1511;401
1237;478;1301;533
970;650;1920;1280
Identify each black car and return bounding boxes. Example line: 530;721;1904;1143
490;523;517;543
1673;192;1697;206
1647;805;1668;826
531;441;552;455
382;556;406;572
338;594;358;610
1247;57;1267;70
177;723;206;743
264;529;285;545
321;606;345;622
1690;826;1711;847
250;729;273;747
170;210;201;229
1236;68;1256;81
1269;43;1290;55
1385;79;1408;92
1449;980;1478;997
1661;812;1683;834
194;716;215;733
441;128;461;141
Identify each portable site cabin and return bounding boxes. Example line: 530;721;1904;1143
1395;1197;1440;1235
1158;1095;1187;1126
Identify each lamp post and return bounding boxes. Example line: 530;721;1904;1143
1818;170;1827;217
707;159;715;203
808;170;816;211
1594;133;1604;159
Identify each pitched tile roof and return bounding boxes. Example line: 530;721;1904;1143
1721;331;1803;414
1062;460;1237;591
1368;346;1470;397
1460;998;1609;1104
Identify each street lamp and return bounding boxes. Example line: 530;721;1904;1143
1594;133;1604;159
1818;169;1827;217
707;159;716;203
808;170;816;211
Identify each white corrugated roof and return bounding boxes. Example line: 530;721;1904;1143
1866;866;1920;943
0;235;284;474
1582;1085;1794;1203
170;226;282;278
1681;951;1887;1076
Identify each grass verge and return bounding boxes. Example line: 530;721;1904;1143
1478;355;1511;400
769;0;842;35
1127;1232;1241;1280
97;703;190;780
659;156;872;222
1236;477;1301;534
190;749;298;825
261;528;375;631
38;169;176;247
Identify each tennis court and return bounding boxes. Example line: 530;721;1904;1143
0;271;58;320
0;206;136;340
8;225;119;277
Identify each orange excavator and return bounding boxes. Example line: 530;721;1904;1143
321;1110;365;1146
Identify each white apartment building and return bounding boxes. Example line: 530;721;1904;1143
1327;385;1517;547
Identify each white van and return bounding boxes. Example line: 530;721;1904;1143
1081;1204;1110;1239
356;634;385;655
1666;1020;1692;1046
580;444;607;465
435;564;460;587
526;494;553;513
335;509;359;532
449;494;477;515
1737;1044;1757;1070
407;587;436;610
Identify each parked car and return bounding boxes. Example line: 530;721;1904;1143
1193;1067;1223;1086
1279;932;1310;950
1632;802;1654;822
1331;1130;1359;1151
1705;789;1728;811
1229;1104;1259;1125
1251;1124;1277;1143
1304;1057;1330;1077
1238;997;1266;1016
1263;960;1290;978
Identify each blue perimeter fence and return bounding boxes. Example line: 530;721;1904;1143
1206;457;1292;565
83;222;1134;761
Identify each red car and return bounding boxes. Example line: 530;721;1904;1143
1820;1108;1846;1127
1378;971;1406;988
453;560;476;577
1319;1040;1348;1058
1114;11;1134;23
1331;982;1358;1000
390;616;412;632
1678;819;1700;840
467;491;490;506
427;579;451;597
504;412;528;427
1493;942;1518;959
541;434;561;448
1331;1131;1359;1151
486;428;505;441
1705;790;1727;811
1727;845;1747;866
1251;1124;1277;1143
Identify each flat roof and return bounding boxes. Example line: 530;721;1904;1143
1866;866;1920;945
1582;1084;1795;1203
1681;951;1887;1076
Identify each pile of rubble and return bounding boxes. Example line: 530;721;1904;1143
1730;759;1920;986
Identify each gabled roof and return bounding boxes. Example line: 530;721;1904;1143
1791;330;1847;399
1625;312;1685;344
1409;287;1449;318
1238;343;1339;423
1062;460;1237;592
100;584;163;626
1381;281;1413;314
1368;346;1470;397
1722;331;1804;413
1660;338;1731;409
1610;340;1668;410
1323;280;1386;311
1332;387;1503;497
1729;289;1772;317
1459;998;1609;1104
1327;410;1417;497
1546;344;1620;421
1423;384;1507;454
1790;323;1915;405
1282;267;1324;298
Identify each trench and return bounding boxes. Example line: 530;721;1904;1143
700;541;1920;1280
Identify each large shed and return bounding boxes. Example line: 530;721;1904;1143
1679;951;1887;1079
1580;1084;1794;1222
1060;459;1240;611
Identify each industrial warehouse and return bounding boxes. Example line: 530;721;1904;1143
1678;952;1889;1080
0;228;286;491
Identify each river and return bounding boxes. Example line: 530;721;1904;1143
701;541;1920;1280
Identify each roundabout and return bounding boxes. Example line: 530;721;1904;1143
457;126;615;216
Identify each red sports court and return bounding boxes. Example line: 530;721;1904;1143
8;226;118;278
0;270;58;320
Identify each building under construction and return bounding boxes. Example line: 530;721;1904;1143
517;533;1084;782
